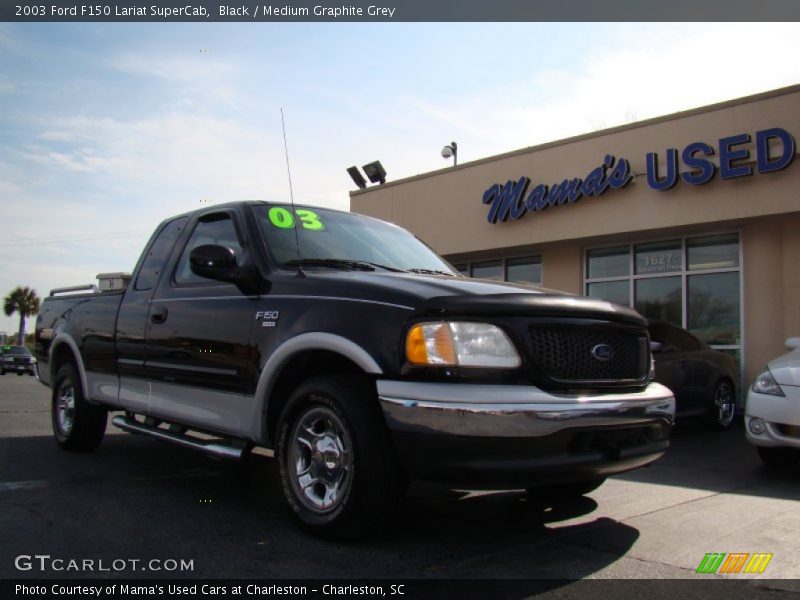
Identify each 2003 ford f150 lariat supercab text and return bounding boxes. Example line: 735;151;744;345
35;201;675;538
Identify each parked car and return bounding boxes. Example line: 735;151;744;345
745;338;800;467
1;345;37;376
648;321;739;430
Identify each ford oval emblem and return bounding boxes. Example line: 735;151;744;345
591;343;614;362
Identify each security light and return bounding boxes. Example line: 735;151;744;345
441;141;458;166
362;161;387;185
347;166;367;189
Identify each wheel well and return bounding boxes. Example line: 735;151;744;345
51;342;79;380
266;350;369;442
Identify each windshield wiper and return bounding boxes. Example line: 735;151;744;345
283;258;406;273
407;268;455;276
284;258;374;271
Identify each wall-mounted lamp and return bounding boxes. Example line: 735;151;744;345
441;141;458;166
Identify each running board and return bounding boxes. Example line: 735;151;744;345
112;415;244;461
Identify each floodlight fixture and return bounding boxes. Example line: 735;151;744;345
362;161;387;185
347;166;368;189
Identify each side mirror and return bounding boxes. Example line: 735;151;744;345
786;337;800;351
189;244;239;282
650;340;664;353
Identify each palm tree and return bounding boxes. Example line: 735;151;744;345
4;287;41;346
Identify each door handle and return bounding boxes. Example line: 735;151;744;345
150;306;168;324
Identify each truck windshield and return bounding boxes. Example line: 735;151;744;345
254;205;457;275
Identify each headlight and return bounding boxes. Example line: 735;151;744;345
751;369;785;397
405;321;521;368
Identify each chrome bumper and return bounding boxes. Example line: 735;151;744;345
377;380;675;438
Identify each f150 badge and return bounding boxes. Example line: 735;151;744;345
255;311;280;327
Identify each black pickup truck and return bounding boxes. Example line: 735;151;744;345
35;201;675;538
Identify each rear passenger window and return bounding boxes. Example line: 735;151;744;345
135;217;188;291
174;214;244;285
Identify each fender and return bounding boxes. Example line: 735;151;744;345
250;332;383;445
49;332;90;401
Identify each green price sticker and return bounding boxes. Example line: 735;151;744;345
268;207;325;231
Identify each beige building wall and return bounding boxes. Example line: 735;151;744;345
351;85;800;386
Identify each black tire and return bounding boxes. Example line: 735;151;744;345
276;375;405;540
705;379;736;430
17;371;23;376
52;363;107;451
757;446;799;468
525;478;606;501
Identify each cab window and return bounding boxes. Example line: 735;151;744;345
174;214;244;285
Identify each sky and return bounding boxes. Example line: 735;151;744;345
1;21;800;336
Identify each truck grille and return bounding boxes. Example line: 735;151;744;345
528;326;647;383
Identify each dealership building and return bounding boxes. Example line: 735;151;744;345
350;84;800;387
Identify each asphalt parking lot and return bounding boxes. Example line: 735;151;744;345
1;374;799;592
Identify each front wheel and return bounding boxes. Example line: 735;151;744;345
276;375;405;539
52;363;107;451
705;379;736;430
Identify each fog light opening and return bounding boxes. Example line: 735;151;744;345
749;417;767;435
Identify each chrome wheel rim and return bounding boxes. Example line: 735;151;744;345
56;383;75;435
288;405;353;514
715;382;735;428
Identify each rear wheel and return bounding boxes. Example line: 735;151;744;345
52;363;107;451
705;379;736;430
276;375;405;539
757;446;799;468
525;478;606;501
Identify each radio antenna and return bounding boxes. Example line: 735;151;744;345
281;108;305;277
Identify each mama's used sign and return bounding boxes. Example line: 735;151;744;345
483;127;796;224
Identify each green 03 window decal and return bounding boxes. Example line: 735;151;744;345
267;207;325;231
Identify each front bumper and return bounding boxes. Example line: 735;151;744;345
745;388;800;449
377;380;675;489
2;361;36;374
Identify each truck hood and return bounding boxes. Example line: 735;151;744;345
768;349;800;387
301;271;646;326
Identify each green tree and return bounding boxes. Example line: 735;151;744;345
3;286;41;346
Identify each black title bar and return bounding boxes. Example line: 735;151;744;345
4;0;800;22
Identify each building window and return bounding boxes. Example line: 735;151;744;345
585;233;742;361
506;256;542;284
471;259;503;281
455;256;543;285
587;246;629;279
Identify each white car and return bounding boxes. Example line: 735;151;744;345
745;337;800;466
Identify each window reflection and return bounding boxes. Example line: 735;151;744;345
688;234;739;270
587;246;630;279
506;256;542;284
688;272;740;345
587;280;630;305
635;277;681;325
471;260;503;281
